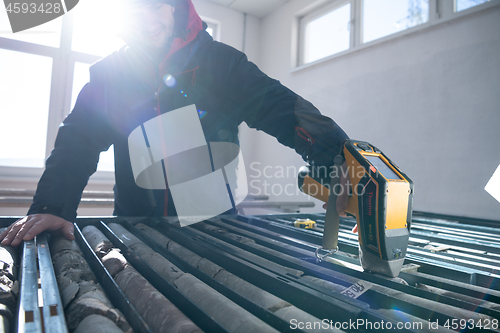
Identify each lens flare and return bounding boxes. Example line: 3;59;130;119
198;110;207;119
163;74;176;87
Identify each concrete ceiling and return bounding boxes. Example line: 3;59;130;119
205;0;289;18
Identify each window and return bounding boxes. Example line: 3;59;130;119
300;2;352;64
304;3;351;63
0;0;124;173
455;0;491;12
297;0;498;67
0;50;52;168
363;0;429;43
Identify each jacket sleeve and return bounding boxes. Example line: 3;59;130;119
28;66;113;222
213;42;349;168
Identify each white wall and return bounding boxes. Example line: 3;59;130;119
192;0;261;63
243;1;500;220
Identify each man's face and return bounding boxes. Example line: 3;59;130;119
126;3;176;52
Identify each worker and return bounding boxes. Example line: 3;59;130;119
0;0;350;247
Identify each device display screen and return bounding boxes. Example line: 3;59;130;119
365;155;401;180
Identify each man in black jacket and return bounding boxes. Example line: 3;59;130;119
0;0;349;246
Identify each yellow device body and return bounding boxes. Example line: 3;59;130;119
294;218;317;229
299;140;413;277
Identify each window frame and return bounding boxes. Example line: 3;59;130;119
298;0;355;66
295;0;500;70
0;10;113;186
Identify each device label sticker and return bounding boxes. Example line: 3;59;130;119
361;179;378;250
341;281;373;299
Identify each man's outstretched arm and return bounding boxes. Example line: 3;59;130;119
0;214;74;246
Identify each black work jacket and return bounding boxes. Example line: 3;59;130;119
28;30;348;221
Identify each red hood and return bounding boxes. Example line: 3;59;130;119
163;0;203;61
